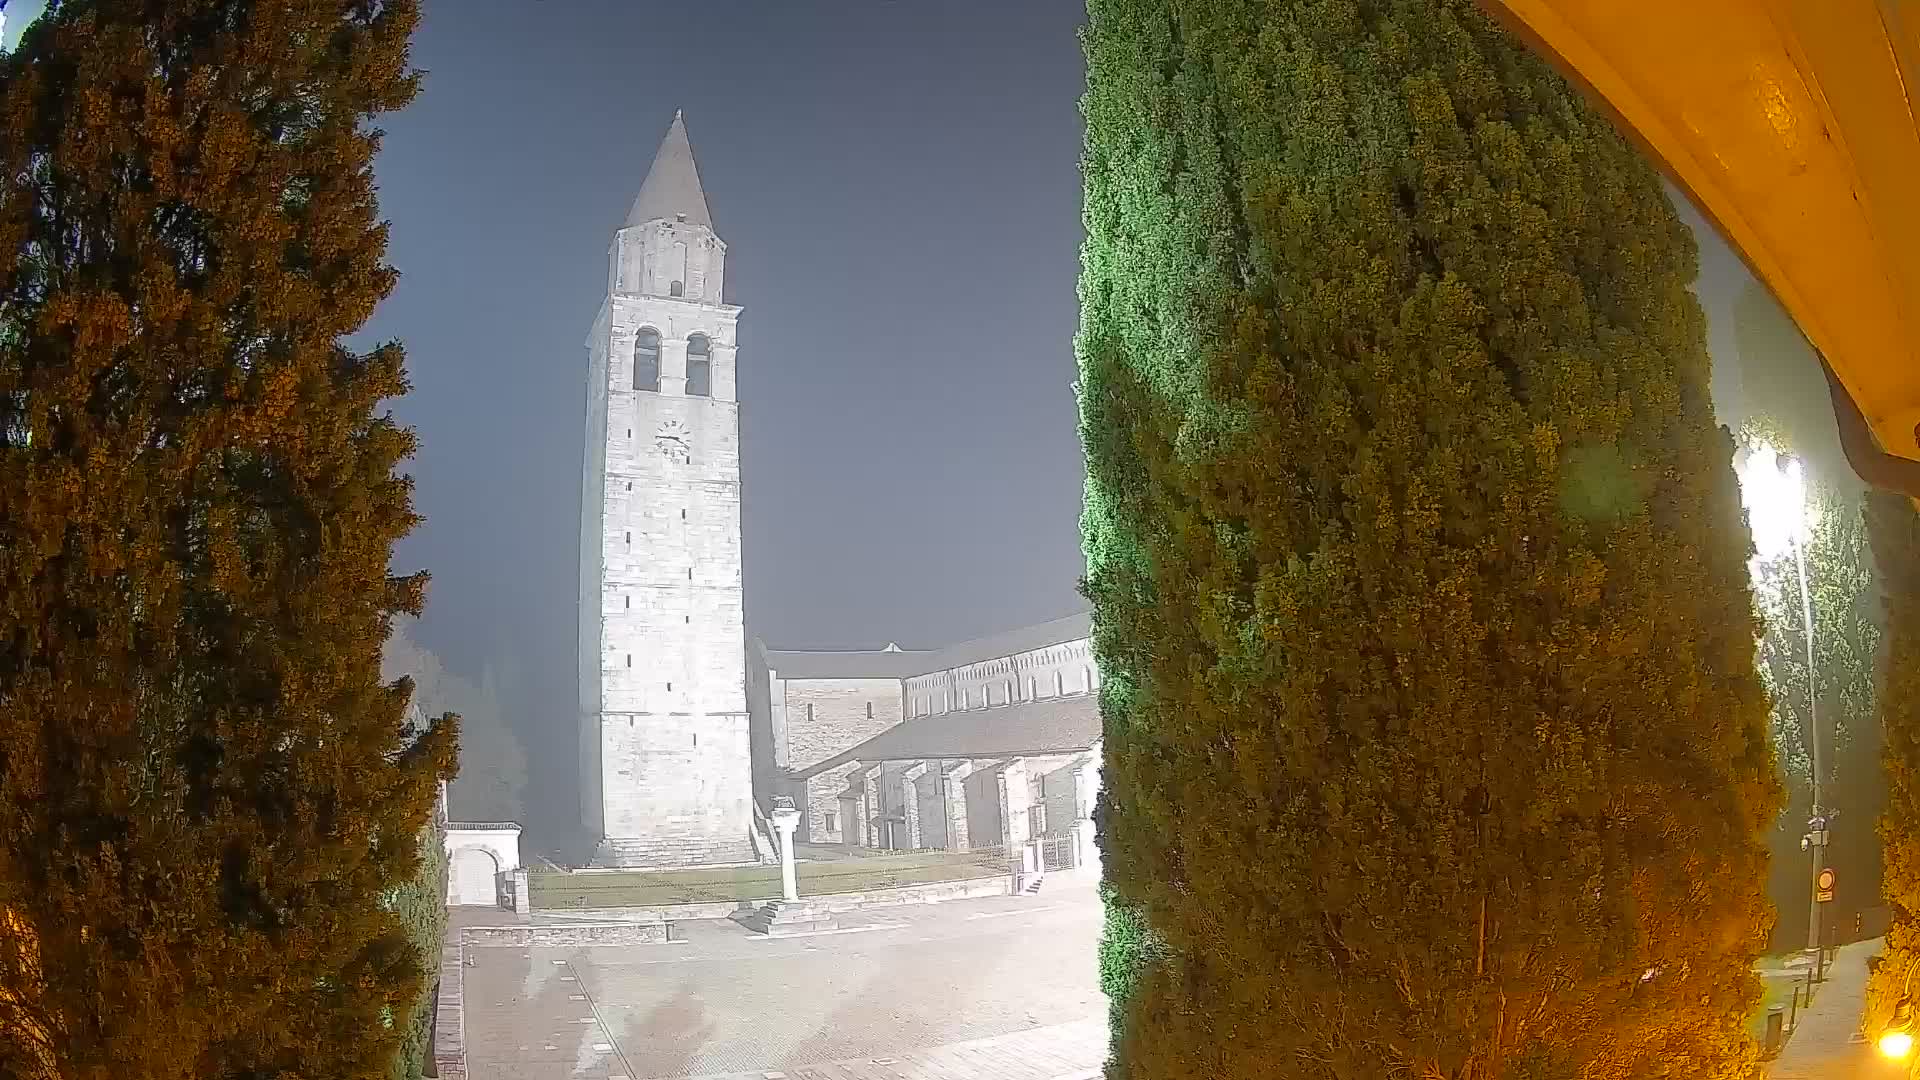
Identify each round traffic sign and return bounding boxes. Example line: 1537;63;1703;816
1818;867;1837;891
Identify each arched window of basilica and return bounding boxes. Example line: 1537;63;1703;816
686;334;712;397
634;328;660;392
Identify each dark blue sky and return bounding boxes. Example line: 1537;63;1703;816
364;1;1092;727
355;3;1761;823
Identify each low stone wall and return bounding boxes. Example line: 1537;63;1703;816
460;920;669;947
555;873;1013;923
803;874;1013;911
433;940;466;1080
560;899;741;922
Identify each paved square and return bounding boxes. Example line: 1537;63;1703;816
463;882;1108;1080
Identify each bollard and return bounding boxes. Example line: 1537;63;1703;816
1790;984;1801;1031
1764;1007;1786;1055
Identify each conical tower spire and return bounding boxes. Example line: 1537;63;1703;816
626;110;712;229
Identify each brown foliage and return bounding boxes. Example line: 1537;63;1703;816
0;2;456;1076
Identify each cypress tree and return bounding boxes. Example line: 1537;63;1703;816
0;2;456;1077
1076;1;1780;1075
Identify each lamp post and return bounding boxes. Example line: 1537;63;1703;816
1737;443;1826;954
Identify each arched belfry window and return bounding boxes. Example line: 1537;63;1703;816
670;280;685;297
686;334;712;397
634;328;660;392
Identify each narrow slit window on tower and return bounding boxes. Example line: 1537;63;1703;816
686;334;712;397
866;701;874;720
634;327;660;391
624;654;631;667
625;531;631;546
681;508;687;519
667;682;672;692
687;567;693;580
624;596;630;609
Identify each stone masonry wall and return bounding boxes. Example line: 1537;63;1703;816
586;212;752;858
903;636;1098;718
782;678;902;841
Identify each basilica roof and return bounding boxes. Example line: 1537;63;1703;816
794;693;1101;777
760;646;936;681
760;610;1093;682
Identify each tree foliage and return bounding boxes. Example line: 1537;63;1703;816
1866;491;1920;1036
1737;444;1881;950
384;799;449;1080
384;617;526;823
1729;287;1887;950
1075;0;1780;1075
0;2;456;1077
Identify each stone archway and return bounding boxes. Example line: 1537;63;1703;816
449;846;501;907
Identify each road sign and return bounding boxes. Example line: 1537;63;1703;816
1817;867;1836;903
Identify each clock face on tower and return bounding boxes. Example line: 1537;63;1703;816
655;419;691;465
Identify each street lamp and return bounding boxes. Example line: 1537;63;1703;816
1736;442;1826;955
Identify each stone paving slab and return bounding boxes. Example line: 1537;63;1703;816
1770;938;1881;1079
649;1018;1105;1080
463;885;1106;1080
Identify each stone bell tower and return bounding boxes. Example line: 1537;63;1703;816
578;112;753;867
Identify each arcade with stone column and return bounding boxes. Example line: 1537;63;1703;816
752;615;1104;879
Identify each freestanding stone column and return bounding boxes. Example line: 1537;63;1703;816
771;804;801;902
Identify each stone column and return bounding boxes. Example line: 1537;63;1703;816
659;337;688;395
838;790;861;851
1073;754;1100;870
770;806;801;902
511;867;531;914
942;760;974;852
997;759;1034;881
841;771;868;851
900;762;928;850
862;772;882;849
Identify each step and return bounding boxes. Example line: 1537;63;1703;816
594;833;757;869
732;900;838;937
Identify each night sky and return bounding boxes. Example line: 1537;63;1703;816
356;0;1091;787
1;0;1765;838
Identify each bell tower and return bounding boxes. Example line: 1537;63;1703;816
579;112;753;866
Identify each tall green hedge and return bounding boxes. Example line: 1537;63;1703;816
386;814;450;1080
1075;1;1780;1075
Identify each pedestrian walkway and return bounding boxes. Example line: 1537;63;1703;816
1770;938;1882;1079
653;1018;1106;1080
